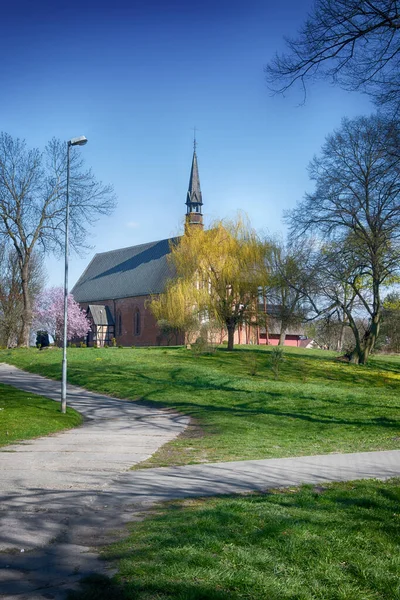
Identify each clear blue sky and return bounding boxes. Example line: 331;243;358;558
1;0;373;288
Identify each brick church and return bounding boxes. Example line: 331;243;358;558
72;148;204;347
73;148;309;348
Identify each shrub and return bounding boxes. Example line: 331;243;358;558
192;336;216;356
270;346;285;379
79;341;86;348
244;352;259;376
111;337;117;347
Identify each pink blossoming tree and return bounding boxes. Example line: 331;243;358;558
34;287;90;346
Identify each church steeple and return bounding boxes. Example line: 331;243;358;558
185;138;203;229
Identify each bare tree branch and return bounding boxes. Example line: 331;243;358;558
266;0;400;112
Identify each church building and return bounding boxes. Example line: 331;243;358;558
73;148;309;348
72;148;204;347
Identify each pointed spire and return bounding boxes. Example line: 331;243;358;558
186;150;203;208
185;137;204;230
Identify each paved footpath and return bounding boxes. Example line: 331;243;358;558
0;364;399;599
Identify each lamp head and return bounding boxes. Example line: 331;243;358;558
68;136;88;147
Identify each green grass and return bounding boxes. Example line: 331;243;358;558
68;478;400;600
0;346;399;465
0;382;83;446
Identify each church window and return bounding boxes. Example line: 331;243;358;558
134;309;141;336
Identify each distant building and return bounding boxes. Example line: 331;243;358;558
73;148;308;347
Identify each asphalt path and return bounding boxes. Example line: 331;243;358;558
0;363;189;599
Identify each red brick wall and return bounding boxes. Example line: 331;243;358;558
79;295;184;347
80;296;304;348
259;333;302;347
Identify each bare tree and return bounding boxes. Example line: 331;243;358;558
305;314;356;352
287;115;400;363
0;133;116;346
305;243;375;354
0;246;45;347
266;0;400;112
379;291;400;351
264;239;309;345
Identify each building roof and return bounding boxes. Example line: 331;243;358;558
186;150;203;207
260;317;306;337
88;305;115;326
72;237;178;303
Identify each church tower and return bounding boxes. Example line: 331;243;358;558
185;140;203;230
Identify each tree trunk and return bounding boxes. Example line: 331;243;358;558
18;259;32;347
348;314;380;365
227;321;235;350
278;326;287;346
345;310;363;364
349;350;360;364
359;316;380;364
336;323;345;353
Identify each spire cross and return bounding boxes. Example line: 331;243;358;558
192;126;198;151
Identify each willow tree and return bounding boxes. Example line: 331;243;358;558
151;217;267;350
149;278;199;344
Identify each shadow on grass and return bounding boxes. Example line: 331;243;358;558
145;396;400;430
68;360;399;405
67;574;130;600
67;480;400;600
52;363;400;434
3;345;400;395
67;573;235;600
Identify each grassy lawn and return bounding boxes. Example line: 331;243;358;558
68;478;400;600
0;346;398;465
0;347;400;467
0;382;83;447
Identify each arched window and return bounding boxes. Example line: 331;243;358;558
134;309;141;336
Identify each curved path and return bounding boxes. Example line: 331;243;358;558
0;363;399;599
0;363;189;599
0;363;189;495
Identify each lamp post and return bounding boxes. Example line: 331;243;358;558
61;135;88;414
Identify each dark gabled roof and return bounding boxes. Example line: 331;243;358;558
260;318;306;336
72;237;179;303
258;304;283;318
88;305;115;326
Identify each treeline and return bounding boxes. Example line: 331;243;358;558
0;133;115;347
151;113;400;365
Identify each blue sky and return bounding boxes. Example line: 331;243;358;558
1;0;373;288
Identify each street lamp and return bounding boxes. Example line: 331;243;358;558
61;135;88;414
